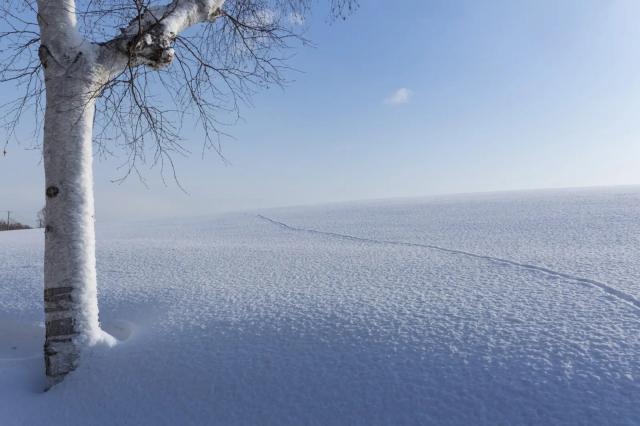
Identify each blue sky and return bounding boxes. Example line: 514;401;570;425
2;0;640;224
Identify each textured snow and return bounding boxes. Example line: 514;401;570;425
1;187;639;425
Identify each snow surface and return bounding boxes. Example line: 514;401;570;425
1;186;639;425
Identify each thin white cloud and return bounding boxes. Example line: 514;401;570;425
384;88;413;105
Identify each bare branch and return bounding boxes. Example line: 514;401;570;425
0;0;358;179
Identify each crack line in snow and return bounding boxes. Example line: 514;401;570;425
257;214;640;311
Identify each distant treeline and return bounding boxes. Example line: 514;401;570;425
0;220;31;231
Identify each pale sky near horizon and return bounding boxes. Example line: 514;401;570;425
2;0;640;225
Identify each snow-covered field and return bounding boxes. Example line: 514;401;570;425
1;186;639;425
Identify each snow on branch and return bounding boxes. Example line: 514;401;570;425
97;0;225;72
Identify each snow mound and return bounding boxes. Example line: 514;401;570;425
101;320;134;342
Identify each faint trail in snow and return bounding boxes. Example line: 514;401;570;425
257;215;640;311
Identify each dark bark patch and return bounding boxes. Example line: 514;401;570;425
47;337;72;343
44;342;78;383
44;287;74;298
45;287;74;313
46;186;59;198
72;51;83;64
38;45;49;68
46;317;77;338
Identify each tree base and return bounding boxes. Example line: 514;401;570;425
44;338;79;387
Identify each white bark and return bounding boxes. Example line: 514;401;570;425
40;42;116;386
37;0;225;385
37;0;112;386
97;0;225;76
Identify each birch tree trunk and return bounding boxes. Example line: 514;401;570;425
37;0;115;385
42;73;103;384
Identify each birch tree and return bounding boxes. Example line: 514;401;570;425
0;0;355;386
